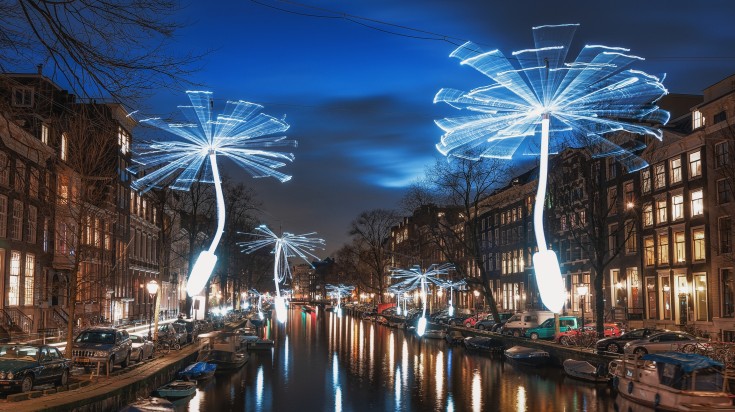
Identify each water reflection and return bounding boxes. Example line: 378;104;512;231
175;308;615;411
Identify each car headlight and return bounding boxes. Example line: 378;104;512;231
7;372;14;380
94;351;108;357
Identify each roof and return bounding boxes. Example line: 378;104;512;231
641;352;723;373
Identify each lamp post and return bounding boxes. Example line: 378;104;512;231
146;280;159;341
577;284;588;332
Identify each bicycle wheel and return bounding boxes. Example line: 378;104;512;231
157;342;171;355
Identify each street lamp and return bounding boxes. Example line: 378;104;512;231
577;284;588;331
146;280;159;341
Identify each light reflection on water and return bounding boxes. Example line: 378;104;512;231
174;308;616;411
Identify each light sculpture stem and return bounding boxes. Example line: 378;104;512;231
186;152;226;297
417;278;427;336
273;245;287;323
531;115;566;313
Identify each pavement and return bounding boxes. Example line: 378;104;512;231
0;341;200;411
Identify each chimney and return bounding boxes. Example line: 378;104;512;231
37;64;43;75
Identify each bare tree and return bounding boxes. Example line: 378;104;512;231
348;209;399;304
0;0;200;102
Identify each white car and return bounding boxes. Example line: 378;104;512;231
129;334;154;362
623;331;709;356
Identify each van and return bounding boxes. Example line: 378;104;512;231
501;311;555;337
525;316;579;340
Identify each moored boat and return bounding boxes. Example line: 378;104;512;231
562;359;608;383
609;352;735;411
154;380;197;400
463;336;504;352
207;331;250;370
178;362;217;380
120;397;174;412
422;328;447;339
504;345;550;366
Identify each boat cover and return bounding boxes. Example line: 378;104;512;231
641;352;723;373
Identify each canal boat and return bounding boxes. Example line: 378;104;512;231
179;362;217;380
562;359;608;383
154;380;197;400
243;336;275;350
609;352;735;411
421;328;446;339
504;345;550;366
120;397;175;412
463;336;504;353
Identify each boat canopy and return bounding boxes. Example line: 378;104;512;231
641;352;723;373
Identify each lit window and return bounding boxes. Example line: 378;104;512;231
656;199;667;224
694;274;707;321
118;127;130;155
60;133;67;161
41;124;49;145
691;189;704;216
644;237;655;266
641;169;651;193
8;251;20;306
674;231;686;263
693;110;705;129
643;203;653;227
654;163;666;189
672;194;684;220
24;254;34;306
658;233;669;265
689;151;702;178
670;158;682;184
693;228;706;261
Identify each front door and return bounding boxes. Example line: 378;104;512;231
675;275;688;325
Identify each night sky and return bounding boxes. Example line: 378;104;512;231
137;0;735;256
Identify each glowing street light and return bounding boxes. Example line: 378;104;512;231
146;280;159;341
435;24;668;313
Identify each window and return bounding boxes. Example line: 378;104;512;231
12;87;33;107
691;189;704;216
672;194;684;220
658;233;669;265
643;203;653;227
60;133;67;162
654;163;666;189
641;169;651;193
625;220;637;254
0;152;8;187
608;187;618;215
644;237;655;266
608;224;618;253
656;199;667;224
8;251;20;306
674;231;686;263
0;195;6;238
716;142;730;168
719;179;732;204
646;277;657;319
723;269;734;317
11;200;22;241
43;219;49;252
24;254;34;306
689;151;702;178
41;124;49;145
118;127;130;155
14;160;25;193
58;175;69;204
623;181;634;208
670;158;682;184
26;205;36;244
29;168;38;198
694;274;707;321
714;110;727;124
607;158;617;180
693;228;706;261
693;110;705;129
721;217;732;254
660;276;672;320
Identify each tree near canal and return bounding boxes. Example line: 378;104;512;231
347;209;399;304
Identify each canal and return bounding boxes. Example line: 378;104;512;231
174;308;619;411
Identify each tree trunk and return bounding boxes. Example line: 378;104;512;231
594;268;605;338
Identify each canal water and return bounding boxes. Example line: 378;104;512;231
174;308;620;411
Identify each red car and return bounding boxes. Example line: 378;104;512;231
463;313;488;328
556;323;622;345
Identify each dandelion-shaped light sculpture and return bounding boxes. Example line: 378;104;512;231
435;24;669;313
250;289;265;320
239;225;325;323
326;284;354;318
130;91;295;297
440;279;465;317
391;264;453;336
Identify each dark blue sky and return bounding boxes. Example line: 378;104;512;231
142;0;735;256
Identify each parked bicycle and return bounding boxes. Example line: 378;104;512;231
155;336;181;355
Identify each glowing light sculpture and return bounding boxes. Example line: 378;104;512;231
435;24;669;313
239;225;325;323
391;264;453;336
326;284;355;318
440;279;466;317
130;91;295;297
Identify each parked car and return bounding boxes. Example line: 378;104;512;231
158;323;187;346
71;327;132;373
474;313;513;331
429;310;450;325
129;335;154;363
173;319;200;343
195;319;214;333
501;311;555;337
556;322;622;345
445;309;474;326
0;344;70;393
595;328;666;354
525;316;579;340
623;331;709;356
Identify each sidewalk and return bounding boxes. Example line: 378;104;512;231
0;342;200;412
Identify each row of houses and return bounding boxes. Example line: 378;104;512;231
0;70;193;336
391;73;735;339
